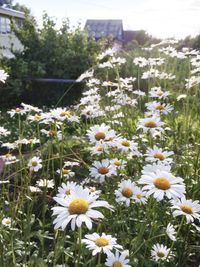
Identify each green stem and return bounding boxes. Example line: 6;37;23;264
75;226;82;267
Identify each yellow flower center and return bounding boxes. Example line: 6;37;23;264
35;114;42;121
157;91;164;96
112;261;122;267
121;140;130;147
98;166;109;174
95;237;109;247
156;105;164;110
90;187;96;193
5;153;12;158
157;251;165;258
97;146;104;152
15;108;21;112
136;194;142;199
5;219;11;225
192;81;198;87
63;169;71;174
60;111;71;117
68;198;89;214
95;132;106;141
65;190;71;195
154;177;170;190
144;121;157;128
114;160;121;167
122;187;133;198
49;130;57;137
154;152;165;161
32;161;38;167
180;204;193;214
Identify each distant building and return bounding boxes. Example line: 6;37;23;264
84;20;143;48
84;19;124;50
0;6;25;58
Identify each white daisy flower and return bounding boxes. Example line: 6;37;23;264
82;232;122;256
52;186;113;230
166;223;176;241
21;103;42;113
29;186;42;193
2;217;12;228
0;69;9;83
97;48;116;60
76;69;94;82
145;146;174;165
110;158;127;170
56;168;75;179
133;187;148;204
151;243;173;262
142;162;171;174
7;107;26;117
133;90;146;96
28;156;42;172
105;250;131;267
171;197;200;223
50;107;71;121
56;182;80;198
176;94;187;101
149;87;170;99
0;153;19;165
41;129;62;140
89;143;109;155
64;161;80;167
142;68;159;79
0;127;10;137
15;138;40;146
116;138;140;155
133;57;148;67
148;57;165;66
145;101;173;115
36;179;54;188
28;113;45;122
110;57;126;65
89;159;117;183
86;123;117;145
98;61;113;69
115;179;136;207
1;142;17;150
139;169;185;201
185;76;200;89
137;116;165;134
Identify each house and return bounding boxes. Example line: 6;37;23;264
0;6;25;58
84;19;124;50
84;20;144;48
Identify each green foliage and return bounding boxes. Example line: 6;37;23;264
1;13;104;107
178;34;200;50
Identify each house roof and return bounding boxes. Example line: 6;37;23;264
85;19;124;41
0;6;25;19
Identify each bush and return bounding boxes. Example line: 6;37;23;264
0;13;105;107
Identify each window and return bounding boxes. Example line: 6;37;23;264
15;18;23;29
0;15;11;34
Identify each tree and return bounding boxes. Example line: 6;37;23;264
1;13;105;107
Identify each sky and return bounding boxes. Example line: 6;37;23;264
13;0;200;39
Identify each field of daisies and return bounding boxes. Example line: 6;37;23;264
0;40;200;267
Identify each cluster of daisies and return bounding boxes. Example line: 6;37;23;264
1;40;200;266
51;181;132;266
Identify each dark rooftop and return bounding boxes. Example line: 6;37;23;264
85;19;124;41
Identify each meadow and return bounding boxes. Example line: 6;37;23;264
0;40;200;266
